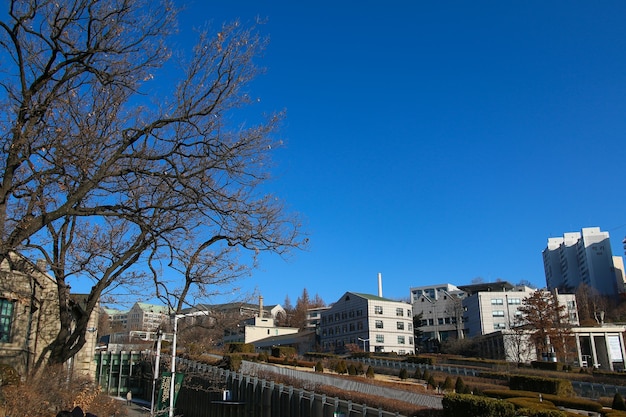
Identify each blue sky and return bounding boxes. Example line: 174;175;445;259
168;1;626;307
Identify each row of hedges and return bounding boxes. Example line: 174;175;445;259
509;375;575;397
483;389;603;413
405;356;436;365
442;393;516;417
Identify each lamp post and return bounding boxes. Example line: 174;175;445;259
150;328;163;417
358;337;369;353
169;311;207;417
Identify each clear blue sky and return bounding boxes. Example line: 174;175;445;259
171;1;626;307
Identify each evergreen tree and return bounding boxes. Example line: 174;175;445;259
413;368;422;379
613;393;626;411
366;366;375;378
442;376;454;391
399;368;408;380
315;361;324;373
454;377;466;393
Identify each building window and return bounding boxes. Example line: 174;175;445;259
438;318;444;325
396;308;404;316
357;321;363;330
397;321;404;330
494;323;506;329
0;299;14;343
374;306;383;314
492;310;505;317
491;299;503;305
375;320;384;329
376;334;384;343
407;309;412;316
398;336;406;344
399;350;406;355
349;323;355;331
508;298;521;305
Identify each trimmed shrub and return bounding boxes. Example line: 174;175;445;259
413;368;423;380
422;369;431;381
399;368;408;380
427;375;436;389
257;351;269;362
455;377;465;394
355;362;364;374
442;393;516;417
442;376;454;391
509;375;575;397
334;359;348;374
484;389;603;413
271;346;296;358
405;356;435;365
614;393;626;411
348;363;357;376
227;342;254;353
366;366;375;378
530;361;565;372
314;361;324;373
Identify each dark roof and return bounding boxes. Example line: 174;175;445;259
457;281;514;295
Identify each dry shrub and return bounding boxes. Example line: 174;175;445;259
0;366;124;417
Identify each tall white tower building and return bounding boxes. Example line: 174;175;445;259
543;227;619;296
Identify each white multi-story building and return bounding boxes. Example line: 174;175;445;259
410;283;467;350
319;292;414;354
461;284;579;338
543;227;620;297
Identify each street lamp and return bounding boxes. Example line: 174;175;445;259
358;337;369;353
169;311;207;417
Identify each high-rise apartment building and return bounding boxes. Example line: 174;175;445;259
543;227;619;296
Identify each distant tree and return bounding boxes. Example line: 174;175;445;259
413;312;424;353
516;280;536;289
334;359;347;374
442;376;454;391
413;368;422;380
471;277;485;284
365;366;375;378
399;368;408;380
315;361;324;373
518;290;573;362
292;288;312;329
427;375;436;389
311;293;326;308
356;362;364;375
348;363;357;376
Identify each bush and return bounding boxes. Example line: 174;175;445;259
442;393;516;417
366;366;375;378
399;368;408;380
422;369;431;381
483;389;603;413
413;368;423;379
225;354;242;371
1;366;122;417
614;393;626;411
427;376;436;389
257;351;269;362
0;364;20;386
348;363;357;376
334;360;348;374
405;356;435;365
442;376;454;391
509;375;575;397
455;377;465;394
271;346;296;358
315;361;324;373
530;361;566;372
227;342;255;353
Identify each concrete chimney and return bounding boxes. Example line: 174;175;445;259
377;272;383;297
259;295;264;318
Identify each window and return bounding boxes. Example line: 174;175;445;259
398;350;406;355
508;298;521;305
357;321;363;330
438;318;444;325
398;336;406;344
374;306;383;314
376;334;384;343
396;308;404;317
408;323;413;331
349;323;355;331
397;321;404;330
494;323;506;329
375;320;384;329
492;310;505;317
407;309;412;316
491;299;503;305
0;299;14;343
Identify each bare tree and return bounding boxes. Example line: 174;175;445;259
0;0;304;370
517;290;572;362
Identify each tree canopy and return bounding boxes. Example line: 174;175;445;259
0;0;304;369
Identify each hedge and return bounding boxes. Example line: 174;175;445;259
483;389;603;413
227;342;255;353
509;374;574;397
442;393;516;417
405;356;435;365
271;346;296;358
